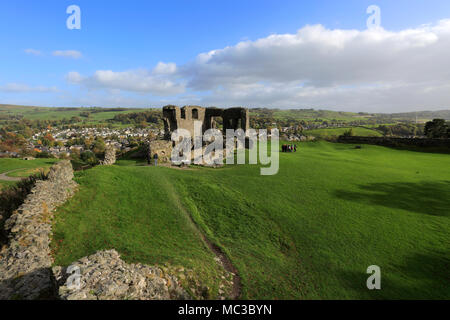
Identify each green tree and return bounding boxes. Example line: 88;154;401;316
92;137;106;154
81;151;98;165
342;128;354;137
36;151;55;159
424;119;448;138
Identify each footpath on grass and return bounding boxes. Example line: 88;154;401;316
0;169;24;182
158;172;242;299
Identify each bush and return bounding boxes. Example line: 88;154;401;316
35;151;55;159
80;151;99;165
342;128;354;137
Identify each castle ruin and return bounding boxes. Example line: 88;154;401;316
146;106;250;164
162;105;249;139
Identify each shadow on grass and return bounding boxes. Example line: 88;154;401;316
335;181;450;217
337;251;450;299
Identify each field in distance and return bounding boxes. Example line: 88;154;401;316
3;104;450;127
303;127;382;138
51;141;450;299
0;104;144;121
0;158;58;189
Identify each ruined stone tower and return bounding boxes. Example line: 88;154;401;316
162;105;249;139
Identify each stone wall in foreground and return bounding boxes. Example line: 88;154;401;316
53;249;189;300
0;160;78;299
0;160;189;300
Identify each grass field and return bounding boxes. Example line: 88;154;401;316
0;158;58;174
50;142;450;299
304;127;383;138
0;104;147;128
0;158;58;189
270;109;368;121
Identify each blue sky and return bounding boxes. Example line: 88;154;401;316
1;0;450;112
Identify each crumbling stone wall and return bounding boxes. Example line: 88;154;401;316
163;105;207;138
0;160;190;300
0;160;78;299
163;105;249;139
101;146;116;165
53;249;189;300
204;107;224;132
222;107;249;132
147;140;173;163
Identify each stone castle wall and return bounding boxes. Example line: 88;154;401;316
163;105;250;139
148;140;173;163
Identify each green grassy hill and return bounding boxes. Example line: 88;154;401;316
4;104;448;125
304;127;383;138
0;104;148;128
270;109;366;121
0;104;144;121
51;142;450;299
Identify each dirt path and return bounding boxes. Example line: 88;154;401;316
160;175;242;299
0;169;24;182
199;232;242;299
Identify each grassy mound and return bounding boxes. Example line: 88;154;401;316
51;142;450;299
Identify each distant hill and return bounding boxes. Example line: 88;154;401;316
1;104;449;123
246;107;450;122
387;110;450;121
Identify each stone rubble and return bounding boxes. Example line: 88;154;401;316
53;249;190;300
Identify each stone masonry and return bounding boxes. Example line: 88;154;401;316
0;160;190;300
147;140;173;163
0;160;78;299
101;146;116;165
53;249;189;300
163;105;249;139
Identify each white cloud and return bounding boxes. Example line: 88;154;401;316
153;62;177;75
0;83;58;93
52;50;83;59
24;49;42;56
65;20;450;111
182;21;450;89
67;64;185;96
